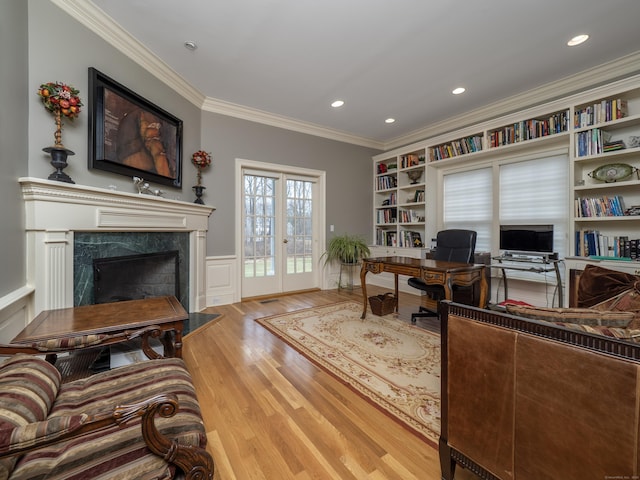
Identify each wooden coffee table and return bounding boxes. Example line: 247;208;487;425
12;296;188;359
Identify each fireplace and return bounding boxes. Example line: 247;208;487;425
74;232;189;308
20;178;214;316
93;250;180;304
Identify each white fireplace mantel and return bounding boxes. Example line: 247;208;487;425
20;177;215;315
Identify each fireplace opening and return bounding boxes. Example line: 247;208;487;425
93;250;179;304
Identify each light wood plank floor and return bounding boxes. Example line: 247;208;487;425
183;286;479;480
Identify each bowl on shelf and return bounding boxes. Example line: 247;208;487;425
405;169;423;184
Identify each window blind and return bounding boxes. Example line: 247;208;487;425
443;168;493;252
499;154;568;259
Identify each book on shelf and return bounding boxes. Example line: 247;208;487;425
576;231;638;259
398;230;422;248
575;195;625;218
376;207;397;224
376;175;397;190
574;98;628;128
429;135;483;161
400;154;424;168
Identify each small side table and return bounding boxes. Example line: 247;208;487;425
12;296;188;359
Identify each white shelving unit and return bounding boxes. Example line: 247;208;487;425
373;149;427;251
570;86;640;260
370;74;640;302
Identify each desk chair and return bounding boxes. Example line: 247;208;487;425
408;229;477;323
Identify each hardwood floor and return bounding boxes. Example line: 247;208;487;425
183;286;479;480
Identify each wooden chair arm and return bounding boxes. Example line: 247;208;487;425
114;394;215;480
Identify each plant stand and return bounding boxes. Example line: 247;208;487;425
338;262;360;291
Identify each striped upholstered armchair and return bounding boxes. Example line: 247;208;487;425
0;353;214;479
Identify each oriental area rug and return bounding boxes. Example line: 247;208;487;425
255;301;440;443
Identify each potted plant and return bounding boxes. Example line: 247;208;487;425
322;234;371;266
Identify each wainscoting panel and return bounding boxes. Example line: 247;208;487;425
206;256;238;306
0;287;34;343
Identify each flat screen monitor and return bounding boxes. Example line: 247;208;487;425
499;224;554;254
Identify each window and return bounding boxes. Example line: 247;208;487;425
443;152;568;259
499;154;568;259
443;168;493;252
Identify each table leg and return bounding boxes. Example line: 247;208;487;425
478;270;488;308
360;265;369;319
394;273;399;313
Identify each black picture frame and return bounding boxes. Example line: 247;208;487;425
88;67;183;188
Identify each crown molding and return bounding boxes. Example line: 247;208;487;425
384;50;640;151
52;0;383;150
201;97;384;149
51;1;640;152
52;0;206;108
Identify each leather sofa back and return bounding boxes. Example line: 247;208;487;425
440;302;640;480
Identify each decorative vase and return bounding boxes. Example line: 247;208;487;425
193;185;206;204
43;145;75;184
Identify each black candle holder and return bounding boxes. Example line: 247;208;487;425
43;146;75;183
193;185;206;204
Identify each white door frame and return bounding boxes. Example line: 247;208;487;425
235;158;327;298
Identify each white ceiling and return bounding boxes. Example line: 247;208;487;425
72;0;640;149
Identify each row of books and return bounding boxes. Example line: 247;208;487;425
400;154;424;168
399;231;423;248
409;189;424;203
429;135;483;161
376;175;396;191
576;231;639;259
376;230;397;247
574;195;625;218
489;111;569;147
575;128;616;157
376;207;396;224
375;229;423;248
574;98;628;129
397;209;422;223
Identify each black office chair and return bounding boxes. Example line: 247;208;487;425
408;229;477;323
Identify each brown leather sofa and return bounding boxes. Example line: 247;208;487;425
439;301;640;480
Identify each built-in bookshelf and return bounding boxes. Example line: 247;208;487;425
371;74;640;273
488;109;569;148
571;86;640;260
373;149;426;249
428;134;483;162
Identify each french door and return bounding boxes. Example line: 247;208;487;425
239;162;323;298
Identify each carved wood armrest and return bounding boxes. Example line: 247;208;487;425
115;394;215;480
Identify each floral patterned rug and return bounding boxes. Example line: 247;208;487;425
256;301;440;443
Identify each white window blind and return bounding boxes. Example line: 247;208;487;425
443;168;493;252
499;154;568;259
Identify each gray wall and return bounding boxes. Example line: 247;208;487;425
27;0;202;192
0;1;29;296
0;0;379;302
201;112;379;255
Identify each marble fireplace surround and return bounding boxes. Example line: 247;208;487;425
20;178;215;316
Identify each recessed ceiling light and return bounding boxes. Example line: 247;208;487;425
567;34;589;46
331;100;345;108
385;118;395;124
184;41;198;51
452;87;466;95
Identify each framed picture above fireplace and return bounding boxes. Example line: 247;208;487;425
88;67;183;187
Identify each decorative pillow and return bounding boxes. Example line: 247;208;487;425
505;304;634;328
590;281;640;318
0;354;62;476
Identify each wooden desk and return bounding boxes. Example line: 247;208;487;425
360;256;488;319
13;296;188;359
